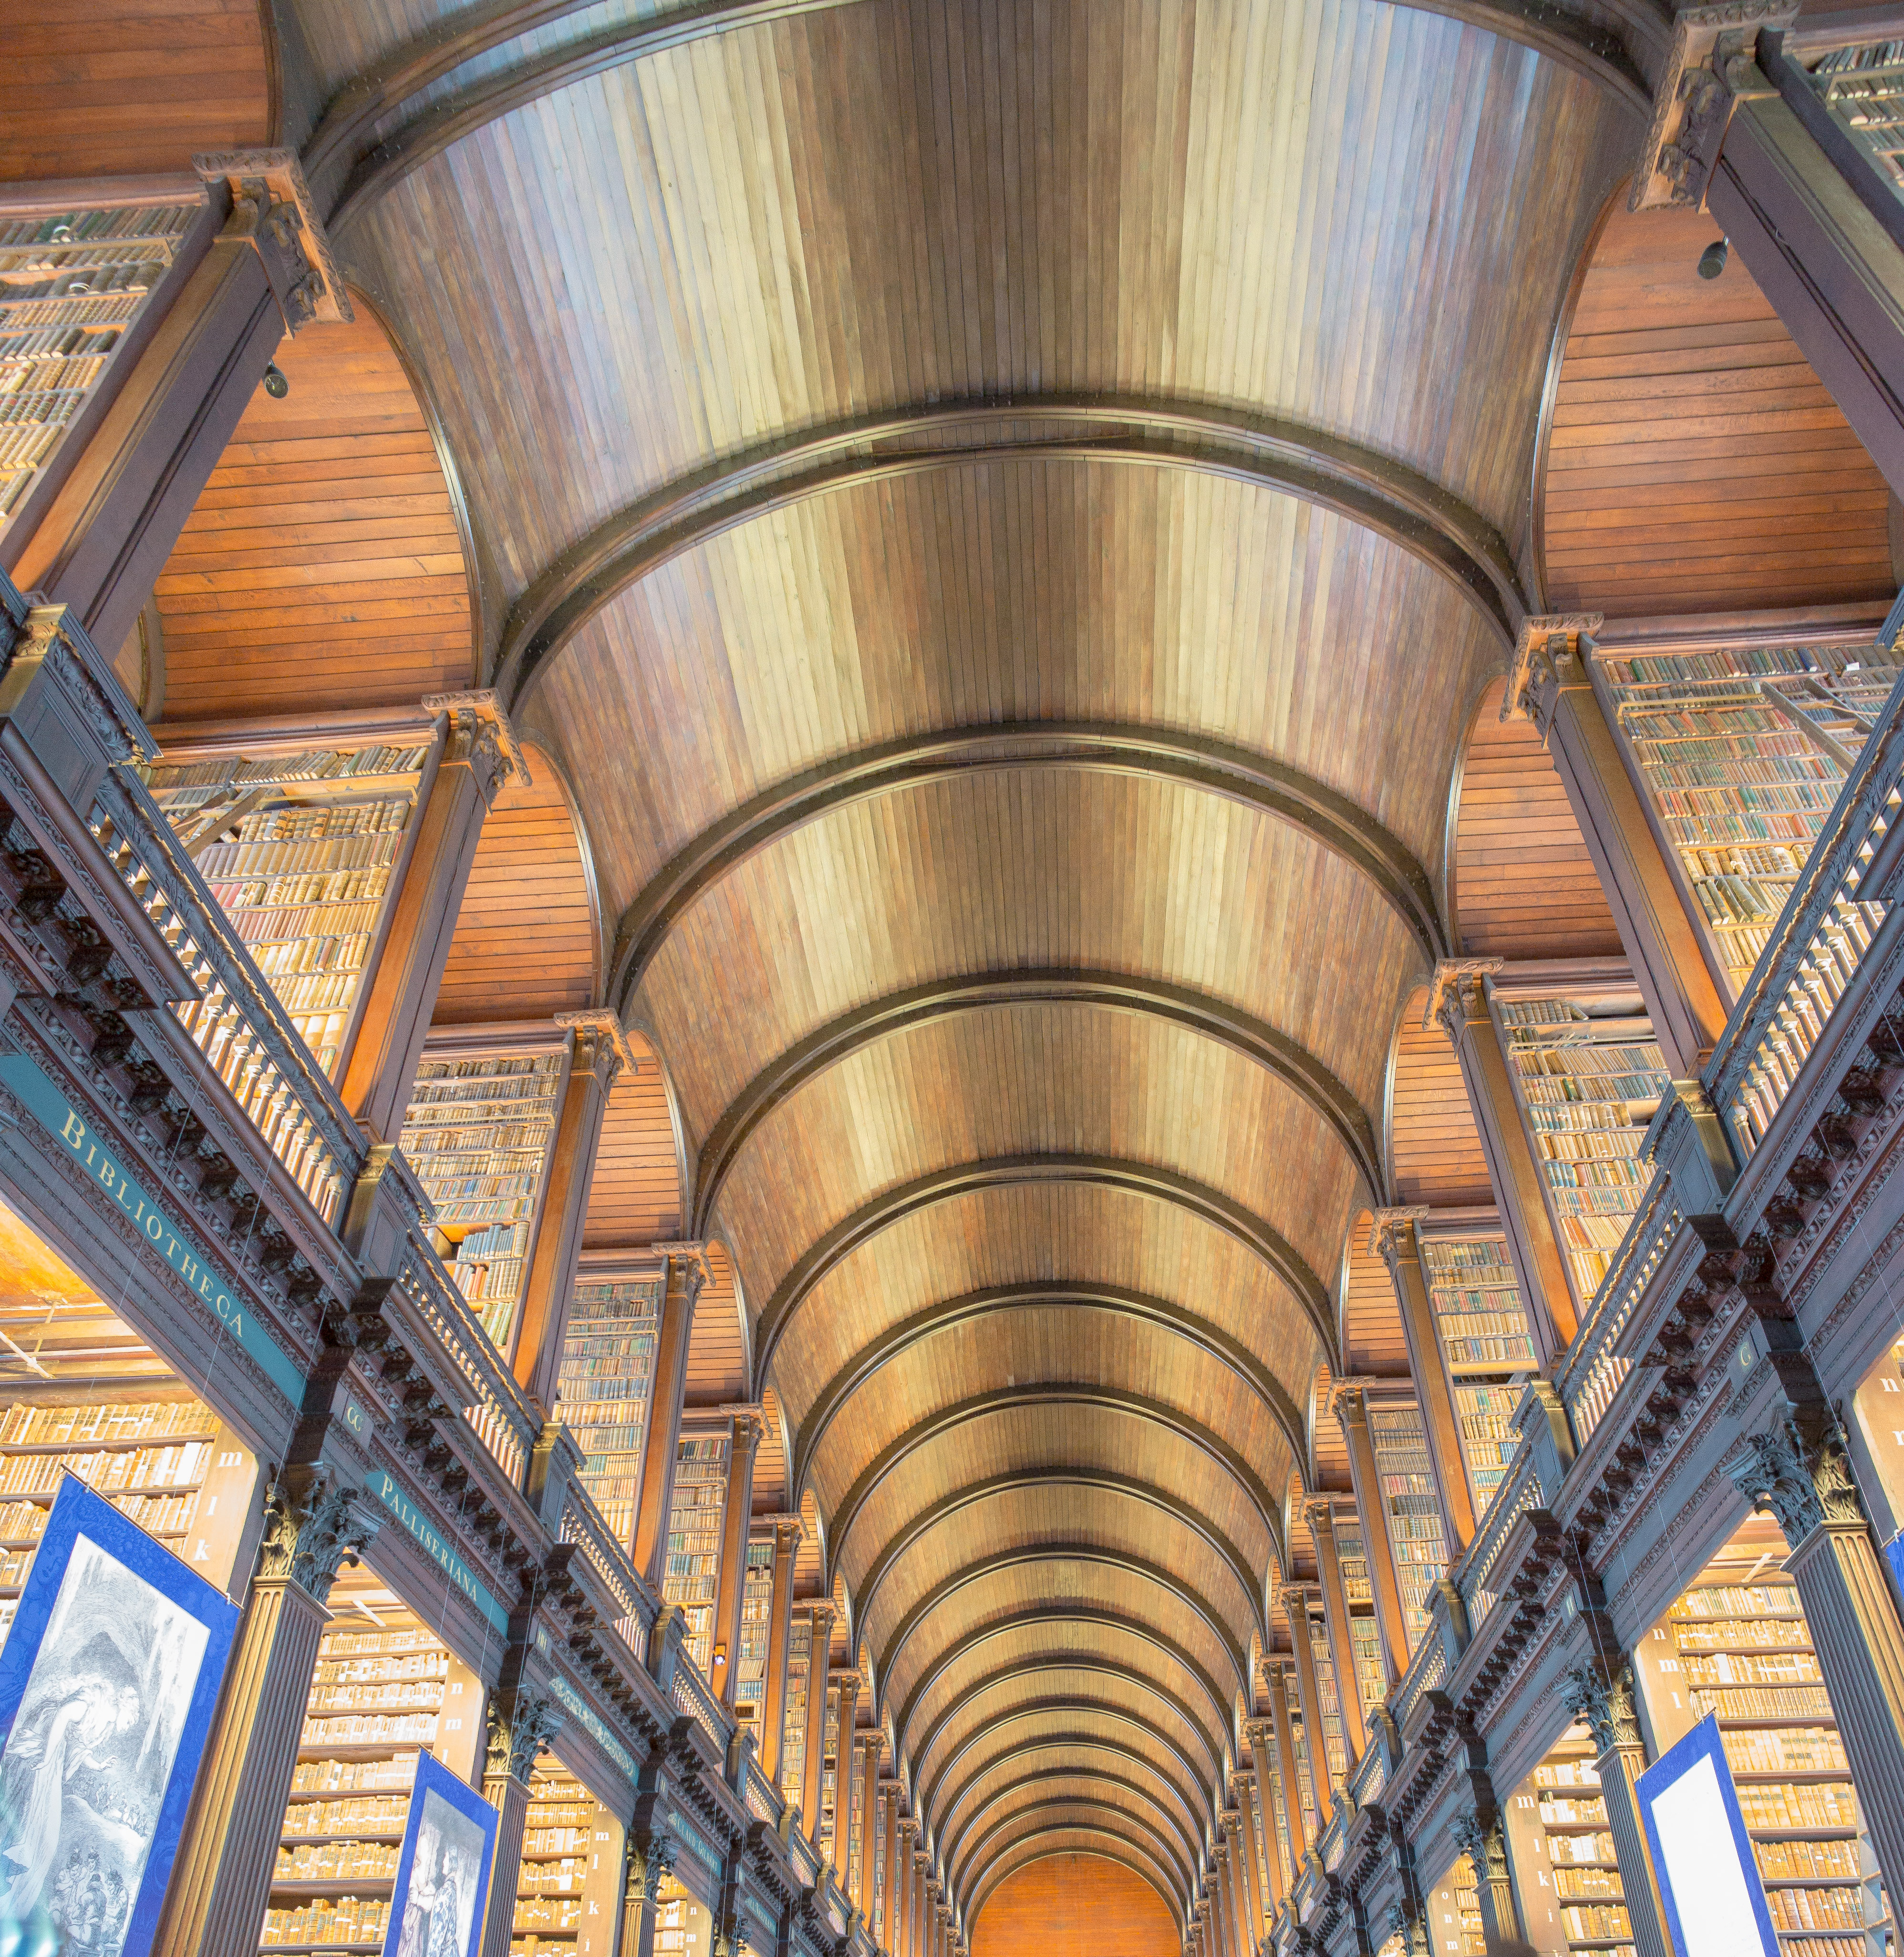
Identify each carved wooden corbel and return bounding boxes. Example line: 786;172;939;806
1629;2;1795;211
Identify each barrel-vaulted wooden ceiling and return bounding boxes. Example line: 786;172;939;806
281;0;1645;1915
25;0;1735;1929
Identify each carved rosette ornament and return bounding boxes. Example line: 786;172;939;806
1560;1661;1644;1756
259;1469;380;1603
1729;1413;1864;1546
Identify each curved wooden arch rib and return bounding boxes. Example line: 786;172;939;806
873;1541;1253;1730
910;1657;1227;1813
890;1607;1234;1772
955;1802;1192;1921
967;1836;1186;1936
850;1469;1266;1672
494;404;1522;709
920;1699;1214;1852
755;1154;1336;1409
929;1731;1205;1875
321;0;1651;240
796;1282;1308;1508
945;1778;1198;1904
693;969;1383;1236
609;724;1445;1026
829;1386;1285;1619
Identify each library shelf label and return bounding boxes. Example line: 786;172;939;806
368;1474;508;1634
1637;1715;1778;1957
386;1753;499;1957
0;1052;306;1402
0;1476;240;1957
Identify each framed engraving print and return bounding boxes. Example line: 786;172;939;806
385;1752;499;1957
0;1474;240;1957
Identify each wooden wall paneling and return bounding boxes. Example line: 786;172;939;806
1450;679;1624;961
154;306;472;718
1541;202;1893;616
971;1850;1175;1957
1387;987;1496;1209
1308;1362;1351;1494
580;1032;686;1245
685;1238;747;1406
1340;1212;1407;1380
755;1387;787;1517
0;0;272;180
432;742;596;1022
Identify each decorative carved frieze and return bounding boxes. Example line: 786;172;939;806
194;149;352;330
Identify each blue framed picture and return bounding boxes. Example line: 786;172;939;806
385;1752;498;1957
1635;1713;1779;1957
0;1473;239;1957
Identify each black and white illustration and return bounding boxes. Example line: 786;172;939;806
0;1532;210;1957
392;1785;489;1957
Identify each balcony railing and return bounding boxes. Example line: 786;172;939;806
87;748;363;1223
1710;662;1904;1157
559;1477;654;1650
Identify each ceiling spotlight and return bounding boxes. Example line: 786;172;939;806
1697;237;1729;280
262;362;290;399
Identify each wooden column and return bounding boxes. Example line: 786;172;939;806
10;154;349;656
879;1783;900;1952
622;1833;676;1957
1560;1664;1671;1957
1733;1414;1904;1912
1452;1811;1522;1950
1207;1856;1230;1957
1306;1500;1366;1759
1510;621;1727;1077
709;1409;765;1705
759;1516;803;1784
154;1471;379;1957
923;1882;941;1957
1242;1725;1284;1910
514;1012;631;1404
480;1688;569;1957
1264;1663;1307;1864
1282;1591;1332;1821
1370;1209;1475;1548
800;1602;838;1840
1223;1815;1252;1957
1232;1772;1267;1942
1428;962;1578;1362
855;1735;881;1917
337;693;523;1144
631;1245;707;1586
894;1819;918;1957
1335;1386;1408;1684
833;1667;863;1876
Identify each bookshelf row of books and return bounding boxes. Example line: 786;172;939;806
148;744;429;1078
1303;1607;1348;1786
1592;643;1901;997
400;1042;567;1353
817;1683;840;1865
553;1274;661;1541
1498;996;1671;1308
662;1433;730;1677
1533;1738;1632;1957
0;205;194;523
1366;1403;1448;1651
734;1538;773;1731
512;1760;618;1957
1418;1228;1535;1511
779;1617;812;1807
1328;1510;1389;1721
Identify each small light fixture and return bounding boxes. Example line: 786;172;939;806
262;362;290;399
1697;237;1729;280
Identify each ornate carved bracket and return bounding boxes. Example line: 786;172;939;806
554;1009;638;1088
259;1466;380;1603
194;149;352;330
1560;1659;1643;1755
1630;2;1793;210
486;1685;569;1784
1424;959;1504;1036
1728;1410;1863;1545
1366;1205;1429;1268
421;689;530;804
1500;613;1602;725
